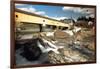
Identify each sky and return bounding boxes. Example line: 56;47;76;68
15;3;95;21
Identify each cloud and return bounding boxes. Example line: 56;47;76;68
17;7;46;15
35;11;46;15
63;7;74;11
16;4;46;15
63;6;95;18
63;6;95;14
63;6;82;13
44;15;69;20
53;17;68;20
46;16;68;20
17;7;36;13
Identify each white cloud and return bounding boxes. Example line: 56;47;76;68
53;17;68;20
44;15;69;20
46;16;68;20
63;6;82;13
44;15;49;17
35;11;45;15
43;15;67;20
17;6;36;13
17;7;46;15
28;6;36;12
63;6;95;15
63;7;74;11
63;6;95;18
15;3;46;15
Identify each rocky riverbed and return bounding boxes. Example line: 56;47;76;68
15;27;95;66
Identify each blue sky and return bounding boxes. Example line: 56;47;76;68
15;4;94;21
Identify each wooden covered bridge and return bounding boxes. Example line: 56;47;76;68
15;9;70;33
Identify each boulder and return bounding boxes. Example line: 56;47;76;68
16;38;42;61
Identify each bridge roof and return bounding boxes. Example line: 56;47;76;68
15;8;67;24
